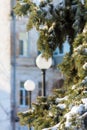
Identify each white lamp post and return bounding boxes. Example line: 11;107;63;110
36;53;52;96
24;80;35;109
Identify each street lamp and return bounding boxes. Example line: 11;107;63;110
36;53;52;96
24;80;35;109
24;80;35;130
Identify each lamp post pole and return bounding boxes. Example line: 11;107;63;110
41;69;46;96
29;91;32;130
24;80;35;130
29;91;32;109
36;53;52;97
28;91;32;130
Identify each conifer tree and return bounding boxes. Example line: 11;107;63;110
14;0;87;57
18;89;66;129
14;0;87;129
49;23;86;130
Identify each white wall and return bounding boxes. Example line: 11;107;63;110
0;0;11;130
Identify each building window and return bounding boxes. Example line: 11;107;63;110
20;82;29;106
19;40;24;55
19;32;29;57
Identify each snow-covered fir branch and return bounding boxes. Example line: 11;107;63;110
55;96;68;103
82;76;87;84
57;103;66;109
83;62;87;70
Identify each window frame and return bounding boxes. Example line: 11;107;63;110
19;82;29;107
19;32;29;57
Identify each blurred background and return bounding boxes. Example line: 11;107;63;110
0;0;70;130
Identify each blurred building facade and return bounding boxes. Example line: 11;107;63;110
13;17;70;130
0;0;70;130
